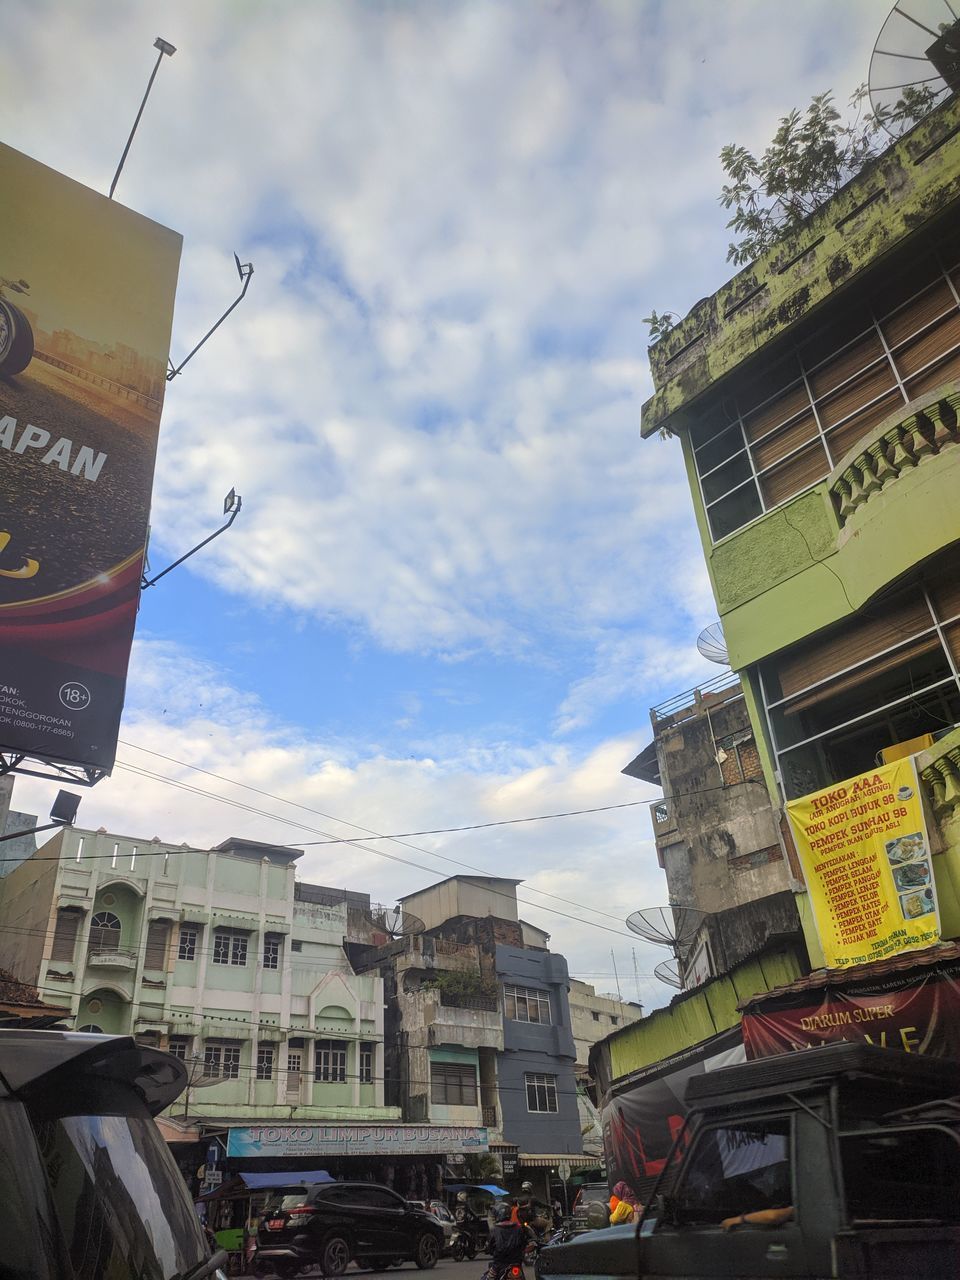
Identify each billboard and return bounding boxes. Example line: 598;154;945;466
742;950;960;1059
786;758;939;970
226;1124;489;1158
0;142;181;776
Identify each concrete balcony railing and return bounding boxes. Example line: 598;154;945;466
650;798;677;837
87;947;139;972
402;989;504;1052
919;729;960;818
829;388;960;527
395;935;481;978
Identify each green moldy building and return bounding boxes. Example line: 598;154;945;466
641;92;960;953
592;91;960;1197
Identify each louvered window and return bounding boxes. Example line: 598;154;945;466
144;920;169;970
691;232;960;541
50;909;80;962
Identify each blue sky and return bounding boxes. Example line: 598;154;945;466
5;0;882;1007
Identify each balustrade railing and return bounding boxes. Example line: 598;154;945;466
830;389;960;526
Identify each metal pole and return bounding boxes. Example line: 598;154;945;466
109;39;176;200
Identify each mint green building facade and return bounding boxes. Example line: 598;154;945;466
0;827;398;1125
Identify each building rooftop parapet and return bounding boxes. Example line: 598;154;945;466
641;95;960;439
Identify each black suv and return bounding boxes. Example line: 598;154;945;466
255;1181;445;1276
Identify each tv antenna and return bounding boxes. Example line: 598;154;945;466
869;1;960;137
654;958;682;990
365;903;426;943
626;905;705;960
696;620;729;666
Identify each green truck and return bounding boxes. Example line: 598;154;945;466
538;1042;960;1278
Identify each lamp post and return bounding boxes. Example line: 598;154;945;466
0;788;81;844
109;37;177;200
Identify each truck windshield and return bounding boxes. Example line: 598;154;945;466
673;1118;792;1225
27;1081;208;1280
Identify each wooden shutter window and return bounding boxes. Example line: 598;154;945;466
777;593;938;715
144;920;169;970
759;439;830;508
50;910;80;962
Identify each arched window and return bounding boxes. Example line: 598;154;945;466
89;911;121;954
77;1024;104;1034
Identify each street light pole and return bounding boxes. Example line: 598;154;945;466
109;37;176;200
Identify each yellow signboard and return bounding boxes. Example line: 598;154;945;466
787;759;939;970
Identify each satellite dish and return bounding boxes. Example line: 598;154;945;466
869;1;960;137
626;906;705;955
654;958;682;989
696;621;729;666
365;903;425;940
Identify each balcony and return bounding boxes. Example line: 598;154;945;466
650;670;742;727
87;947;138;972
402;989;504;1053
394;935;482;981
830;389;960;528
650;799;678;838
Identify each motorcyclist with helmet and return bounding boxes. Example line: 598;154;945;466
484;1201;531;1279
452;1190;486;1259
513;1181;550;1233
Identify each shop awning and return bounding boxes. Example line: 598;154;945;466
444;1183;509;1196
241;1171;334;1190
197;1170;334;1203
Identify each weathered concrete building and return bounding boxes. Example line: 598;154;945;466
349;874;586;1186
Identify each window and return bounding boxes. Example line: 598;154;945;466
359;1042;374;1084
316;1039;347;1083
611;1016;619;1025
88;911;121;954
256;1043;275;1081
168;1036;191;1061
431;1061;478;1106
503;984;551;1024
525;1072;558;1113
840;1126;960;1223
286;1051;302;1095
291;940;303;952
177;925;198;961
77;1023;103;1033
144;920;169;970
213;929;248;966
203;1041;241;1079
592;1011;600;1022
761;547;960;798
263;934;281;970
50;909;80;962
673;1118;792;1226
690;234;960;541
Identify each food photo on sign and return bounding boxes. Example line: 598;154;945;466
0;141;181;776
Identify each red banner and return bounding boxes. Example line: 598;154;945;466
742;955;960;1060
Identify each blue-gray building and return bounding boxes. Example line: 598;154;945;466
495;941;581;1156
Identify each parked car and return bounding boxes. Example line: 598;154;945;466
570;1183;610;1234
408;1199;456;1250
0;1027;225;1279
255;1181;445;1277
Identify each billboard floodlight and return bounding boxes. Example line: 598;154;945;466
109;36;177;199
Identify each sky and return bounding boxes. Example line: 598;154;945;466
4;0;883;1012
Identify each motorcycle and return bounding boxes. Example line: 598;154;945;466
0;276;34;376
451;1226;479;1261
